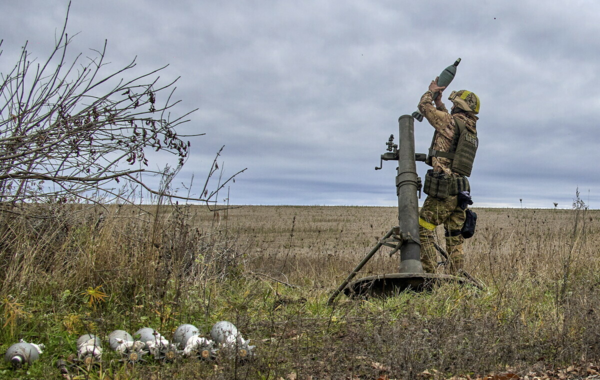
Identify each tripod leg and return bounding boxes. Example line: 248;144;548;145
327;228;394;305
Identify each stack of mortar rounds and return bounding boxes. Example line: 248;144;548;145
4;321;255;370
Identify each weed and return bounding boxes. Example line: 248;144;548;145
1;296;30;337
82;285;109;310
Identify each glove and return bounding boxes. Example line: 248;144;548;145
458;191;473;210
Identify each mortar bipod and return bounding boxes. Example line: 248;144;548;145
382;226;422;258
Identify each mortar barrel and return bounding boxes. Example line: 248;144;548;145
396;115;423;274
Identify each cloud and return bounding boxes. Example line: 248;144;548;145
2;0;600;208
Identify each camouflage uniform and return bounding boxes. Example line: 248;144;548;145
417;90;478;274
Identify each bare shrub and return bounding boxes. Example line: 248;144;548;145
0;4;244;207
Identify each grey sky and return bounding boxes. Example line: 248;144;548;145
2;1;599;208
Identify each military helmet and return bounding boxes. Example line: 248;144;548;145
449;90;480;114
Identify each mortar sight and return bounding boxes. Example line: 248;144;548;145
386;134;397;152
375;133;426;170
375;135;398;170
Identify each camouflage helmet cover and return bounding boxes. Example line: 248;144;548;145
449;90;480;114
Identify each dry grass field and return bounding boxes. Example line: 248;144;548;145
195;205;600;291
2;202;600;379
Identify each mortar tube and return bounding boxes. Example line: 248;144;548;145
397;115;424;274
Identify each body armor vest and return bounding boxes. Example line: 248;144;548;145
425;116;478;177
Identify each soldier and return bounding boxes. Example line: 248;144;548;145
417;78;480;274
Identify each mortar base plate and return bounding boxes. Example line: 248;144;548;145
344;273;466;298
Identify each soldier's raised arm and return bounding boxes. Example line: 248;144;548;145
418;80;453;136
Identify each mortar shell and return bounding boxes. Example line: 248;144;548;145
173;324;200;349
77;334;102;362
210;321;240;345
108;330;133;351
4;342;40;367
77;334;101;348
134;327;164;344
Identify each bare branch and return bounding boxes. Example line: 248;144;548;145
0;6;243;207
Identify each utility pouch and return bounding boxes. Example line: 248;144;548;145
423;169;450;199
461;209;477;239
449;176;470;196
